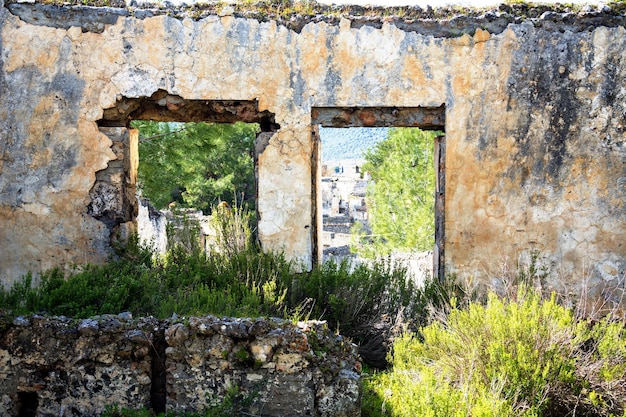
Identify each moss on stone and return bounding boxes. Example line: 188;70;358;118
4;0;624;26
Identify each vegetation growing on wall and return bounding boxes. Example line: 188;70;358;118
2;217;625;416
132;121;258;214
12;0;625;24
0;208;424;369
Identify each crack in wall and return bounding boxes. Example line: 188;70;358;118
149;328;167;414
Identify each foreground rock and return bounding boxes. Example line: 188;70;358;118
0;313;361;416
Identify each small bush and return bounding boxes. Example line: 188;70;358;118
364;288;626;417
290;258;413;330
207;199;255;257
0;272;43;315
287;257;447;368
574;315;626;415
363;355;513;417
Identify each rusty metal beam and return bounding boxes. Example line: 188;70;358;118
99;90;279;131
311;105;445;129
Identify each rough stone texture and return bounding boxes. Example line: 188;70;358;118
0;315;361;416
0;2;624;308
88;127;138;240
0;314;156;416
311;105;445;128
136;196;168;255
165;317;360;416
99;90;278;128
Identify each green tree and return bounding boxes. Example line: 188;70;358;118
131;121;258;214
353;128;438;256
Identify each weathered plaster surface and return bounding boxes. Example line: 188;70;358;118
0;2;624;306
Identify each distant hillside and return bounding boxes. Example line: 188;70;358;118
320;127;389;162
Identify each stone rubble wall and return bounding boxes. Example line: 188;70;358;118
0;314;361;416
87;127;139;243
0;0;624;307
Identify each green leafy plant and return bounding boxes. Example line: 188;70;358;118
165;209;204;256
351;128;440;258
0;229;420;341
363;355;513;417
207;197;255;257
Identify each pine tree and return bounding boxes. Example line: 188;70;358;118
131;121;258;214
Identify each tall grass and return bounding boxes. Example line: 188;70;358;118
0;211;425;366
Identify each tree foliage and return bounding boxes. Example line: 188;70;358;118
354;128;439;256
131;121;258;213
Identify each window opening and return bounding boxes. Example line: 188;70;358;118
311;106;445;283
131;120;259;255
131;121;258;214
96;91;278;256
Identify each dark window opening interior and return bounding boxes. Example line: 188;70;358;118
311;106;446;281
17;392;38;417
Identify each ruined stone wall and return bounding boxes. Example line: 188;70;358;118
0;1;624;306
0;314;361;416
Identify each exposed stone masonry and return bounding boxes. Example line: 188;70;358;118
99;90;279;129
88;127;138;241
0;314;361;416
5;0;626;36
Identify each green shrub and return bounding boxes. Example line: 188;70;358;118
574;315;626;415
0;234;418;337
363;354;514;417
417;289;575;415
590;316;626;382
0;272;43;316
364;288;626;417
0;217;468;371
207;199;255;257
290;258;413;330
